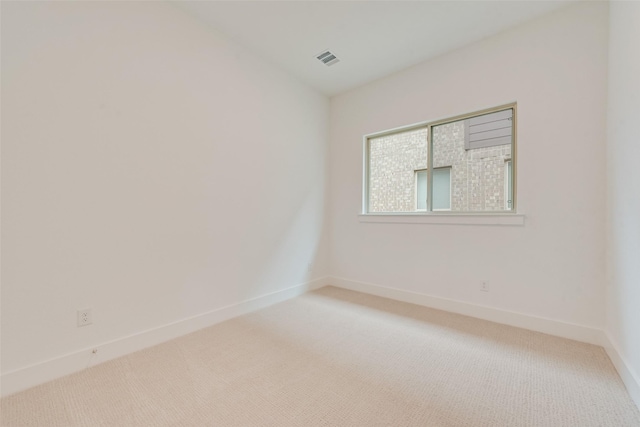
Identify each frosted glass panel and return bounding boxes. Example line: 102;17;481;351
432;168;451;210
416;170;427;210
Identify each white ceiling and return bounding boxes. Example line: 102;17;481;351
174;1;573;97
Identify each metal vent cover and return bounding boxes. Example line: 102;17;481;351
316;50;340;66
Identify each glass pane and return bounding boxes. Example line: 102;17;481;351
368;127;427;213
432;168;451;210
416;170;427;210
431;109;512;212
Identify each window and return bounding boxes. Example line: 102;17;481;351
432;167;451;210
415;167;451;211
415;169;428;211
364;104;516;213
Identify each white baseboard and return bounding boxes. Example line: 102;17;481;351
329;277;640;410
329;277;605;345
602;331;640;410
8;275;636;411
1;277;329;397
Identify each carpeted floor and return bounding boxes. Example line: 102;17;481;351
2;286;639;426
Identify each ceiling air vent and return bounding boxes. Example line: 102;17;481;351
316;50;340;67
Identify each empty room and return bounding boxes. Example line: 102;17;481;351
1;1;639;426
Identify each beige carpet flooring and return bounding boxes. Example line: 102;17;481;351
2;286;639;426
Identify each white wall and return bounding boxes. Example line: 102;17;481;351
4;0;632;401
606;1;640;406
1;1;329;390
329;3;608;330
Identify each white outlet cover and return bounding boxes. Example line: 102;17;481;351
77;309;93;327
480;281;490;292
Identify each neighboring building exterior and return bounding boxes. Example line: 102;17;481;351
368;115;512;213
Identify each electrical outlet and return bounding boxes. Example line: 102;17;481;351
480;281;490;292
77;309;93;327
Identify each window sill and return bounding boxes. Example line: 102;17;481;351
358;213;525;226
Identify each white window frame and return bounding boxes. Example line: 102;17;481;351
362;102;519;224
505;160;513;211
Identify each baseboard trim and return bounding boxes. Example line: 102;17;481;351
1;276;329;397
602;331;640;410
329;277;604;345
